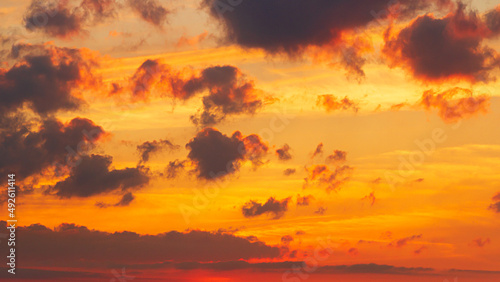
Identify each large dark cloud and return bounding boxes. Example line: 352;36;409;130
241;197;291;219
115;61;265;126
0;116;106;183
23;0;118;38
137;138;179;164
0;221;280;268
186;128;268;180
0;43;97;117
127;0;170;28
46;154;149;198
384;4;500;83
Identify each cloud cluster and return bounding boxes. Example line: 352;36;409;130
186;128;268;180
46;154;149;198
420;88;489;122
0;221;281;267
242;197;291;219
384;4;500;83
317;95;359;113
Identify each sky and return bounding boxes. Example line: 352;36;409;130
1;0;500;281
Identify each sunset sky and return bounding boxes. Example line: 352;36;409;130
1;0;500;281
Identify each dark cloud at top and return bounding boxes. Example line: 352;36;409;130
137;139;179;164
46;154;149;198
241;197;291;219
23;0;119;38
186;128;268;180
127;0;170;28
384;4;500;83
0;43;96;117
0;116;106;183
0;221;281;268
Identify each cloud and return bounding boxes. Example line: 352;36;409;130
362;192;376;206
296;194;314;206
0;116;106;183
314;207;327;215
281;235;294;246
311;143;324;159
0;221;281;268
0;43;97;117
317;95;359;113
303;164;353;192
186;128;268;180
326;150;347;164
95;192;136;208
127;0;169;28
137;139;179;164
176;31;210;48
46;154;149;198
420;88;489;122
116;62;266;126
23;0;118;38
470;238;490;248
388;234;423;248
489;192;500;213
242;197;291;219
283;168;296;176
383;4;500;83
164;159;187;179
276;144;292;161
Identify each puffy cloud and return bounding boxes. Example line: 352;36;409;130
420;88;489;122
137;139;179;164
0;43;97;117
296;194;314;206
383;4;500;83
116;62;265;126
242;197;291;219
317;95;359;113
303;164;353;192
283;168;296;176
0;116;106;183
0;221;281;268
326;150;347;164
186;128;268;180
23;0;118;38
46;154;149;198
275;144;292;161
127;0;169;28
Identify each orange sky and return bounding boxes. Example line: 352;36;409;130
1;0;500;281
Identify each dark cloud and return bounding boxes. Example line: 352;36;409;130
283;168;296;176
317;95;359;113
485;6;500;34
314;207;327;215
242;197;291;219
46;154;149;198
275;144;292;161
23;0;118;38
0;221;281;268
311;143;324;159
0;43;97;117
296;194;314;206
117;62;265;126
186;128;268;180
384;4;500;83
326;150;347;164
388;234;423;248
303;164;353;192
420;88;489;122
489;192;500;213
137;139;179;164
164;159;187;179
95;192;136;208
127;0;169;28
0;116;106;183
